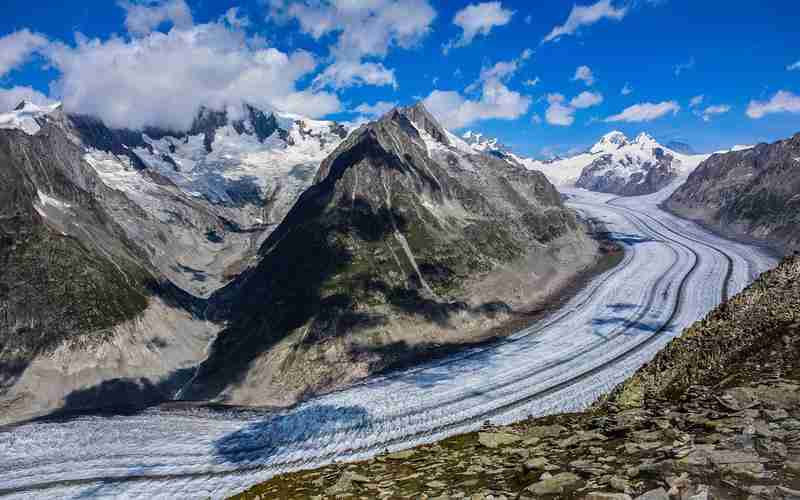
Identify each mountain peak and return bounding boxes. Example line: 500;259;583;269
591;130;629;153
399;101;450;146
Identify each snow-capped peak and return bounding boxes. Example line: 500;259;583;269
590;131;629;153
0;100;61;135
461;130;508;154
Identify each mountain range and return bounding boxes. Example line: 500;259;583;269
0;101;599;420
1;98;797;423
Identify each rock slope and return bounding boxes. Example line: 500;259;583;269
184;103;600;407
665;132;800;254
0;107;215;424
233;255;800;500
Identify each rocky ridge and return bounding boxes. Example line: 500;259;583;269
665;132;800;254
232;255;800;500
183;102;601;408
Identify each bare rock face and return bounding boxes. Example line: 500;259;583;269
665;132;800;254
184;103;594;406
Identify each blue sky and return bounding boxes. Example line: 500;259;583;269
1;0;799;157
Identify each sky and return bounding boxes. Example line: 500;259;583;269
1;0;799;158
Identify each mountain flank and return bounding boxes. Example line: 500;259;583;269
0;110;216;424
232;255;800;500
665;132;800;254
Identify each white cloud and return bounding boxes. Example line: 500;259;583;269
0;29;48;77
545;93;575;126
443;2;514;54
0;86;56;112
544;90;603;126
222;7;251;29
674;56;695;77
788;61;800;71
543;0;627;43
572;65;595;86
465;49;531;92
621;83;633;95
269;0;436;90
746;90;800;119
43;21;341;131
531;112;542;124
118;0;194;36
689;94;704;108
523;77;540;87
354;100;398;118
699;104;731;122
423;78;531;129
313;60;397;89
605;101;680;122
570;90;603;109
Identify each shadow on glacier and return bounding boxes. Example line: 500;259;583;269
213;404;370;465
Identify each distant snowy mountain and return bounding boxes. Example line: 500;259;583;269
517;131;714;195
0;100;62;135
461;130;517;162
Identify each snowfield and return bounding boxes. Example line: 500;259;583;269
0;181;777;499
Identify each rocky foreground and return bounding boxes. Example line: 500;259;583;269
231;256;800;499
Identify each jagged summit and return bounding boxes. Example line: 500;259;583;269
398;101;451;146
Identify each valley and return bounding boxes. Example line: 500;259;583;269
0;180;776;499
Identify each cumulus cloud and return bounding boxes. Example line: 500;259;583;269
313;60;397;89
605;101;680;122
570;91;603;109
545;94;575;126
621;83;633;95
222;7;251;29
423;78;531;129
787;61;800;71
354;100;398;118
443;2;514;54
0;29;48;77
465;48;532;92
746;90;800;119
545;90;603;126
43;21;341;131
270;0;436;89
689;94;704;108
0;86;56;112
542;0;627;43
572;65;595;86
118;0;193;36
699;104;731;122
674;57;695;77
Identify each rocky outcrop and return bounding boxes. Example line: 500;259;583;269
665;133;800;254
232;256;800;500
183;103;599;407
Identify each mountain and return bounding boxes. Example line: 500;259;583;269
0;105;215;424
0;100;349;423
183;103;601;407
521;132;711;194
235;255;800;500
665;132;800;254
